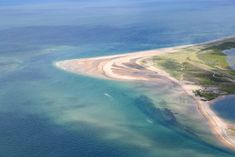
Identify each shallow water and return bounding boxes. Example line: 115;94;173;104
1;0;235;156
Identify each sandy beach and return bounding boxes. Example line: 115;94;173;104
55;45;235;151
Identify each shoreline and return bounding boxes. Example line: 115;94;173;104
55;44;235;151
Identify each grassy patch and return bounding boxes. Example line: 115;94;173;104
159;59;183;79
198;49;230;69
149;39;235;100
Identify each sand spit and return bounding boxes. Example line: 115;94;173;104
55;45;235;151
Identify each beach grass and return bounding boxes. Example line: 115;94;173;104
151;39;235;101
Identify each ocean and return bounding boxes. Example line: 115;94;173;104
1;0;235;156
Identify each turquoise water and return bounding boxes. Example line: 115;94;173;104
1;0;235;156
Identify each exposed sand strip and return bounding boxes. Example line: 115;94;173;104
55;45;235;151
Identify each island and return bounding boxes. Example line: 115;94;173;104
55;37;235;150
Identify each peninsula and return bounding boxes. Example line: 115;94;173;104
55;37;235;150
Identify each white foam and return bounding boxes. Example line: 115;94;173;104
146;119;153;124
104;93;112;98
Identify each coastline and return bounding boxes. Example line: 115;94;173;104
55;44;235;151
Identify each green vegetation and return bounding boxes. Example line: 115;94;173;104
159;59;183;79
198;49;229;69
206;41;235;51
150;38;235;101
193;90;219;101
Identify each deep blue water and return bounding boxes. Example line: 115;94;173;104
1;0;235;157
212;96;235;122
